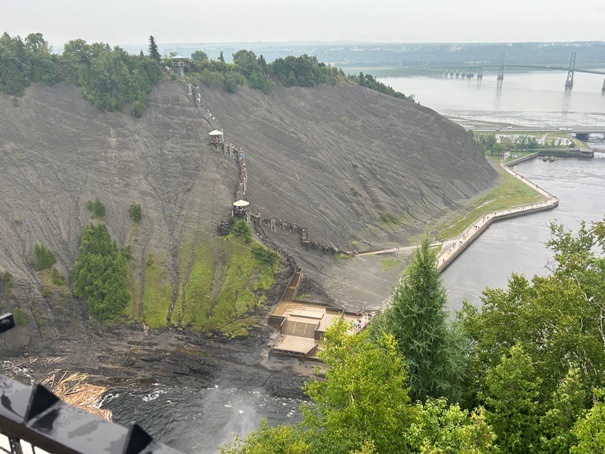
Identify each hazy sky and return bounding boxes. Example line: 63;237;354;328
3;0;605;48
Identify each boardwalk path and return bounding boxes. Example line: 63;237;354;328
358;156;559;272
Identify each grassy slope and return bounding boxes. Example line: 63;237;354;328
164;232;278;334
436;156;545;239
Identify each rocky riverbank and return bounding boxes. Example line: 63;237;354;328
2;321;309;401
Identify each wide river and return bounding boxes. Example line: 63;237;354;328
380;71;605;312
107;72;605;453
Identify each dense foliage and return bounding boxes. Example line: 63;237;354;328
1;31;410;115
222;318;495;454
225;218;605;453
183;50;345;95
72;223;131;321
349;72;409;100
0;32;62;96
0;32;162;114
62;39;163;113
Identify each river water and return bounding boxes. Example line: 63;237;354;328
105;72;605;453
379;71;605;312
382;70;605;127
441;149;605;312
103;385;300;453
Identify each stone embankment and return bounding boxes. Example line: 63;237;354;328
436;158;558;271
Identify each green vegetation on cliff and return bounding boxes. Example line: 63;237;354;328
72;223;131;321
171;221;278;334
29;243;56;271
140;252;173;328
124;220;278;334
1;31;410;116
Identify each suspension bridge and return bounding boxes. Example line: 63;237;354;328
436;52;605;93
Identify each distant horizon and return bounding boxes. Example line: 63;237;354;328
44;38;605;58
4;0;605;47
45;38;605;49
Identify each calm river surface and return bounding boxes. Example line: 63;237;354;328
442;150;605;312
107;72;605;453
380;71;605;312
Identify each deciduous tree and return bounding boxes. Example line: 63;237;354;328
191;50;208;62
483;345;541;454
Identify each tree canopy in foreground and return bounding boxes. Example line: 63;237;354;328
223;218;605;453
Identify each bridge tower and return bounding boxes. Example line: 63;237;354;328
497;52;505;81
565;52;576;91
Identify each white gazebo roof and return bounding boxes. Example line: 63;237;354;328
208;130;223;136
233;200;250;207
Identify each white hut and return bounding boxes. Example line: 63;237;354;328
233;199;250;217
209;130;224;143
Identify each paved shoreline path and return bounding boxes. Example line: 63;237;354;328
358;156;559;272
436;158;558;271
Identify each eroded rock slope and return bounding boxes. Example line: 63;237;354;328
0;79;496;347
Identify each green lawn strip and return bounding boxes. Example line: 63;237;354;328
141;251;173;328
437;157;546;239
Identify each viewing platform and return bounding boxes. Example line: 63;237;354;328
268;268;375;359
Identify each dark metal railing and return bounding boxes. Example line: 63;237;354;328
0;374;183;454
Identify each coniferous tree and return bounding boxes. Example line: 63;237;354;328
148;35;160;62
371;236;466;403
72;223;130;321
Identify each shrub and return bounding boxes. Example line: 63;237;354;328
1;271;14;289
86;197;105;218
231;220;252;243
51;267;67;286
13;308;27;326
130;100;145;117
252;245;278;267
129;202;142;223
30;244;56;271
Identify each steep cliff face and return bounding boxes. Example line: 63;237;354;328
0;80;496;347
198;82;495;246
